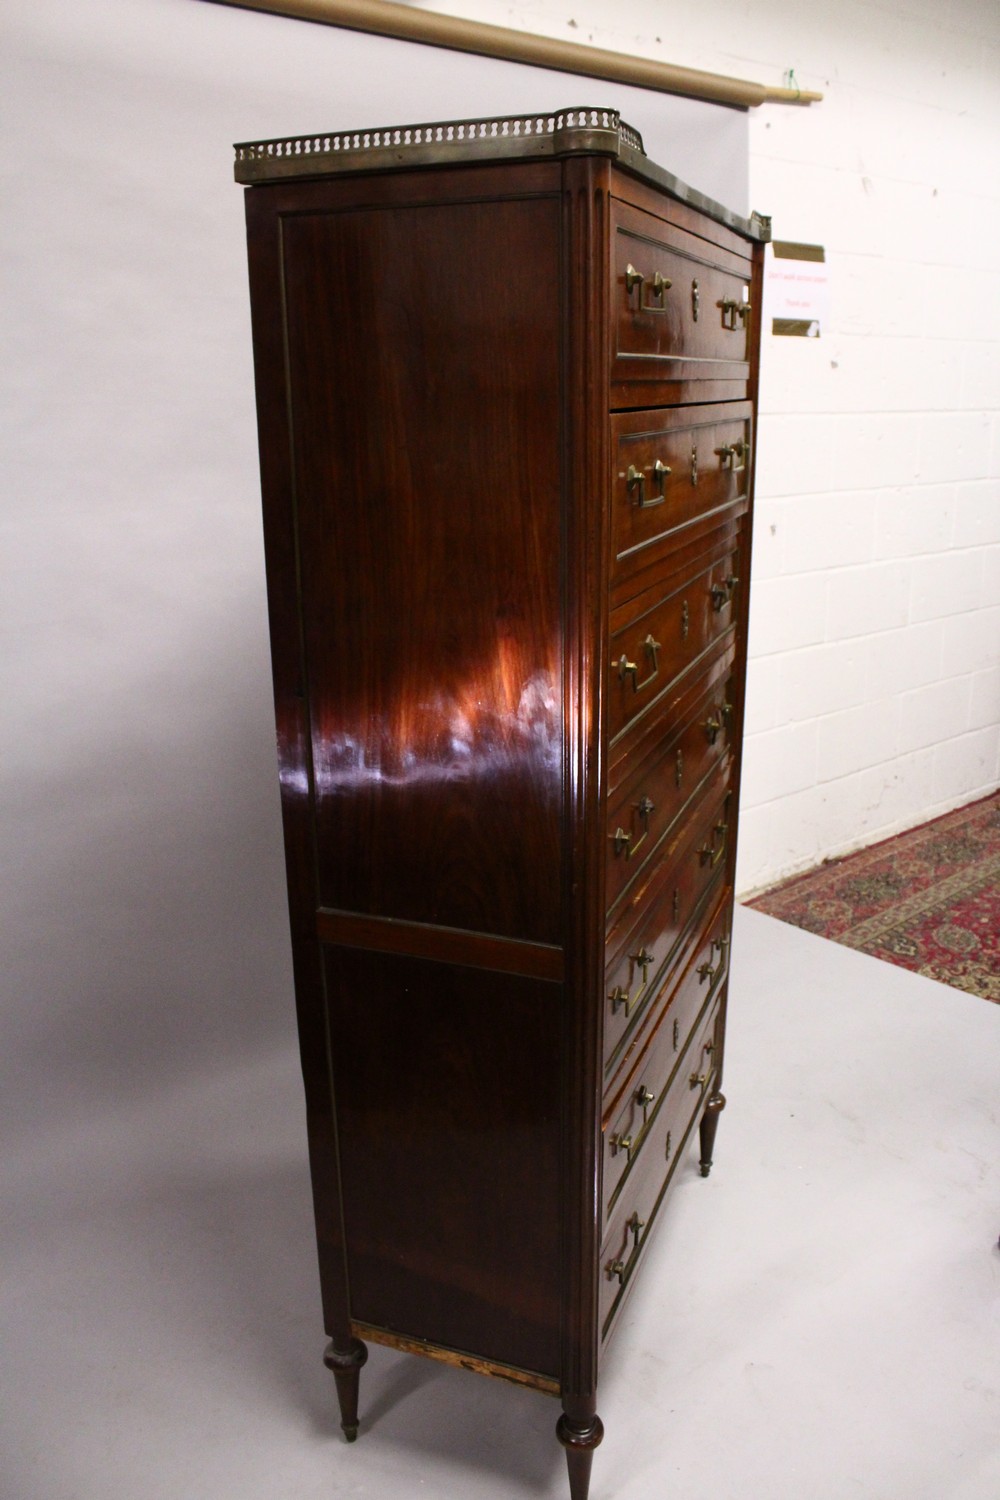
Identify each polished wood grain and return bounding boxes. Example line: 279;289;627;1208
555;152;612;1471
315;907;564;982
326;946;563;1377
281;189;564;944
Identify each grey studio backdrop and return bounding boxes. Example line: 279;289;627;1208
3;3;747;1489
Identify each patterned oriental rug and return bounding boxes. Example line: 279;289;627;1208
744;792;1000;1003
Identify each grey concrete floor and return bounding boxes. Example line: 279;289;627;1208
3;907;998;1500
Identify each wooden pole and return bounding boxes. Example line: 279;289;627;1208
205;0;822;108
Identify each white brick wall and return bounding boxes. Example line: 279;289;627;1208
419;0;1000;893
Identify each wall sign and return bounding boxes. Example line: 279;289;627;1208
766;240;828;337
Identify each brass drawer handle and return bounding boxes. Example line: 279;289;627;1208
710;574;739;612
626;464;646;505
697;961;717;985
625;458;672;510
609;945;656;1017
611;795;656;860
628;1211;645;1247
610;1132;634;1162
624;263;672;304
704;702;732;744
719;296;752;329
698;820;729;868
715;438;747;471
689;1070;709;1090
638;633;660;688
607;1259;626;1284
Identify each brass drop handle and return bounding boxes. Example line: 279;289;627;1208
632;946;655;984
607;1259;626;1284
625;263;644;294
692;279;700;320
713;933;731;956
636;1084;656;1111
703;715;722;745
698;820;729;868
612;794;655;860
611;1133;634;1161
628;1212;645;1247
650;270;672;298
616;654;638;687
616;635;659;692
611;943;655;1018
710;575;739;612
633;795;654;855
609;984;630;1015
697;960;717;985
626;458;672;510
689;1070;709;1089
715;438;747;469
626;464;646;503
720;296;752;329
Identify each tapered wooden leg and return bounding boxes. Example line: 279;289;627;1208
699;1090;727;1177
557;1410;604;1500
323;1337;368;1441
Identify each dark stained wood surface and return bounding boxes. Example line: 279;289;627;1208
315;907;564;981
281;190;564;944
325;946;563;1378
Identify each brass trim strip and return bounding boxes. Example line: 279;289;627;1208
210;0;821;108
316;907;566;982
350;1320;561;1394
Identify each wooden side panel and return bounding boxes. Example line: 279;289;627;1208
280;193;564;944
325;947;563;1378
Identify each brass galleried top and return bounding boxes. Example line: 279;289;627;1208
233;106;770;241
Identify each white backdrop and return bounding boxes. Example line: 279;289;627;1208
2;0;748;1148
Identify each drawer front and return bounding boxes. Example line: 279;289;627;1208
609;545;741;744
606;647;736;914
604;770;733;1077
602;895;732;1222
599;996;722;1337
611;200;752;397
611;404;751;581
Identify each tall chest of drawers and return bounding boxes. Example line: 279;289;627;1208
236;107;767;1500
